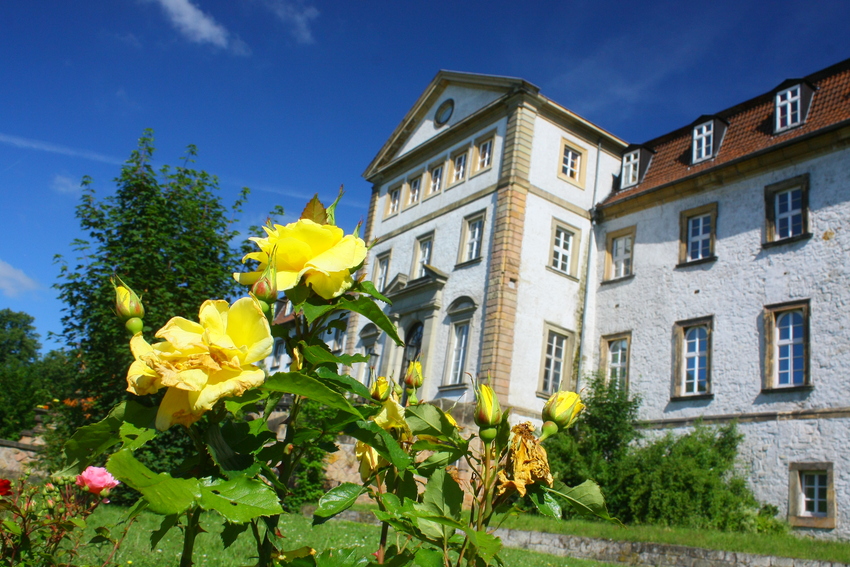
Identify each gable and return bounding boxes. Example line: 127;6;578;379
364;71;538;180
396;84;505;158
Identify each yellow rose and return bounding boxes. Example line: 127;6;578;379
125;296;273;430
111;275;145;320
542;390;585;430
474;383;502;429
234;219;367;300
403;361;423;389
355;440;383;483
369;376;391;402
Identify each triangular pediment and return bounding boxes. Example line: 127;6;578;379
364;71;538;180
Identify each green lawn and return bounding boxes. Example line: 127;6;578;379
493;513;850;564
77;506;620;567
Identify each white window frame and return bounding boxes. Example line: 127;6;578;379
788;462;835;528
459;213;485;263
602;333;630;390
692;121;714;162
413;234;433;279
428;163;444;196
476;138;493;172
374;252;390;292
621;150;640;187
447;321;470;385
687;214;713;261
775;188;804;239
450;150;467;185
407;176;421;207
776;310;805;387
386;186;401;217
539;325;575;395
776;85;801;132
562;147;581;180
551;225;573;275
673;317;713;398
763;300;810;390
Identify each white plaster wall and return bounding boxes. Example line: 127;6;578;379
509;192;591;415
397;85;504;158
592;149;850;422
377;118;507;238
527;115;620;210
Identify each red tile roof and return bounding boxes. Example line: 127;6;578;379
602;58;850;207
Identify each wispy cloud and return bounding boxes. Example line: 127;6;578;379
0;132;122;165
149;0;251;55
262;0;319;45
52;174;81;194
0;259;39;298
112;31;143;49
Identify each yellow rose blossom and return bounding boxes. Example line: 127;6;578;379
542;390;585;430
234;219;367;300
374;397;412;442
355;440;383;482
125;296;273;430
474;383;502;428
369;376;391;402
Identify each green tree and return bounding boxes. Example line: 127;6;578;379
49;130;248;474
0;310;69;440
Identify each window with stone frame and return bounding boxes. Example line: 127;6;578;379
449;148;468;186
459;212;485;264
374;252;390;292
539;325;575;396
765;175;810;246
406;174;422;207
788;462;835;529
473;135;494;174
428;163;444;196
385;185;401;217
763;299;810;391
673;316;713;398
413;233;434;278
442;296;477;389
558;139;587;188
678;203;717;265
601;332;631;389
621;150;640;188
604;226;636;281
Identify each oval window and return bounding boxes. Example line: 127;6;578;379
435;99;454;126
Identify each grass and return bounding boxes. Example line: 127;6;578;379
344;505;850;565
76;505;620;567
493;514;850;564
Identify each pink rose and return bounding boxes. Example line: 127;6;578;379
75;467;119;496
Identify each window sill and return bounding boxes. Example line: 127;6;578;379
402;201;420;211
601;273;635;286
536;390;556;401
676;255;717;269
423;191;441;202
774;122;805;136
789;515;835;529
762;232;812;249
670;393;714;402
438;383;468;393
557;173;586;190
761;384;814;394
546;265;579;282
445;180;465;191
383;211;399;220
469;166;492;180
454;257;483;270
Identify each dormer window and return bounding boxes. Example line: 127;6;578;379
621;151;639;187
691;116;727;165
692;122;714;162
776;86;801;131
773;81;815;134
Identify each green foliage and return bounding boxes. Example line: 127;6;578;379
47;130;248;474
615;423;784;532
0;310;73;441
546;373;640;514
285;400;340;511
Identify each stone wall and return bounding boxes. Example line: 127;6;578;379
0;437;41;478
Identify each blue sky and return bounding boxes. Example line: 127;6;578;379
2;0;849;353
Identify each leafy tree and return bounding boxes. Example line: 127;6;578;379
0;311;73;440
48;130;248;475
0;309;40;366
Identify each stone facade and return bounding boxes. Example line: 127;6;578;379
341;60;850;538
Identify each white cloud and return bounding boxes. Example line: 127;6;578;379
149;0;250;55
52;174;81;194
0;132;122;164
262;0;319;45
0;260;39;298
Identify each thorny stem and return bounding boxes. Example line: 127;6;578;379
179;507;202;567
